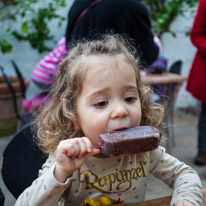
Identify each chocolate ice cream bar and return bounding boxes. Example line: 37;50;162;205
99;126;161;156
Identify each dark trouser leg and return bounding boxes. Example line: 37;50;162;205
0;188;5;206
198;102;206;152
195;102;206;165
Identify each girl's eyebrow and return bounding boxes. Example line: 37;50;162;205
87;85;138;98
121;85;138;92
87;88;111;98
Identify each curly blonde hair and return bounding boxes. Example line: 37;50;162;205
36;34;165;154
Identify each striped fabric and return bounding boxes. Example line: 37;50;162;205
31;35;162;89
32;37;67;88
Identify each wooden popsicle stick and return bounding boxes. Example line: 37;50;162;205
92;145;101;149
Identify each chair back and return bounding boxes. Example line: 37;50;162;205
169;60;182;74
1;122;47;199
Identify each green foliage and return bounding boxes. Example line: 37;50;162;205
0;0;66;54
0;0;198;54
142;0;199;38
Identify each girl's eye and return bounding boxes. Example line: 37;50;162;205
125;97;137;103
94;101;108;108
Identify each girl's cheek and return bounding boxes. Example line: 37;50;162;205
95;120;107;132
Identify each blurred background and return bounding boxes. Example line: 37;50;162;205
0;0;200;111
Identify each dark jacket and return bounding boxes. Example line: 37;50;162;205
65;0;159;66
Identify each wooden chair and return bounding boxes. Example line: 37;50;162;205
203;188;206;206
128;189;206;206
166;60;183;151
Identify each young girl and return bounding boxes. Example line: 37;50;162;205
16;35;202;206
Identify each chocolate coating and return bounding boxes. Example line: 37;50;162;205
99;126;161;156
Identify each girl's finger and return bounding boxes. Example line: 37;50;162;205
68;138;82;158
58;140;76;157
58;137;96;159
81;137;93;153
77;138;89;158
68;138;89;158
84;148;101;160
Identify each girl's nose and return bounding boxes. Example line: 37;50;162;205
111;102;128;119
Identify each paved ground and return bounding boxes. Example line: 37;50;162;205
0;110;206;205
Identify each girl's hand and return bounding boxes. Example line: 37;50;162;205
54;137;100;183
174;200;195;206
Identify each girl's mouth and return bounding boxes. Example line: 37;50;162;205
114;127;128;131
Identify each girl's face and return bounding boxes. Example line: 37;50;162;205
76;55;141;146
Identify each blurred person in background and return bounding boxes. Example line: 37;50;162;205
23;0;161;115
186;0;206;166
